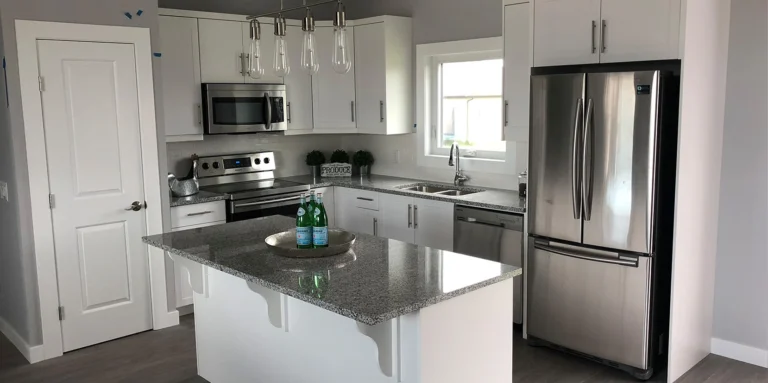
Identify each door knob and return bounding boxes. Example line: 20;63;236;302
125;201;145;212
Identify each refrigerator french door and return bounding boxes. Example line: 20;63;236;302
527;70;667;379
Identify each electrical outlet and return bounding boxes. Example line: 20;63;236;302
0;181;8;202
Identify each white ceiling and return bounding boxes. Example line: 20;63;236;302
158;0;413;20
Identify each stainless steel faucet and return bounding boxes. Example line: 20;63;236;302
449;143;470;186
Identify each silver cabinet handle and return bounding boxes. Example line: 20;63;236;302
356;197;374;202
351;101;355;122
582;99;594;221
571;98;583;220
197;104;203;126
125;201;144;211
413;205;418;229
379;101;384;122
591;21;597;54
408;204;412;228
504;100;509;127
601;20;607;53
287;102;292;123
373;217;378;236
187;211;212;217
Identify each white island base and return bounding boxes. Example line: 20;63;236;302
185;265;514;383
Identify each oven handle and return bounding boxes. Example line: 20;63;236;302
234;195;301;209
264;92;272;130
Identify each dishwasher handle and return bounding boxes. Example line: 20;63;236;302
456;216;505;228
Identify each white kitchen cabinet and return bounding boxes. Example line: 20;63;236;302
354;17;413;135
379;193;454;251
241;21;283;85
283;25;314;132
312;187;335;227
533;0;601;67
334;187;381;236
199;18;246;83
159;16;204;142
312;26;357;132
598;0;681;63
502;2;531;142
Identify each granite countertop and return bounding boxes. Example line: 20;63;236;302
281;174;526;213
143;215;521;326
170;190;229;207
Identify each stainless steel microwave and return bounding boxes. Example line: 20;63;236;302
202;83;287;135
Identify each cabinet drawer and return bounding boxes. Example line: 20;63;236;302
171;201;227;229
351;190;379;211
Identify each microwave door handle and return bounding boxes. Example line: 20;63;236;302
264;92;272;130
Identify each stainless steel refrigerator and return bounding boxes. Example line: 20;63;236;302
527;69;678;380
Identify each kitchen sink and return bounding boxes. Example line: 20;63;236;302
397;183;484;197
400;185;457;194
434;189;479;196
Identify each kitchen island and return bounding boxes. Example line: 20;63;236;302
143;216;521;383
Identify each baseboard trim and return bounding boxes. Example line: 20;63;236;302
711;337;768;368
0;316;45;364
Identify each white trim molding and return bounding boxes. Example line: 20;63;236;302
0;316;45;364
711;338;768;368
15;20;176;361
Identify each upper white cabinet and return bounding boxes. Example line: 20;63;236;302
199;19;246;83
160;16;204;142
598;0;681;63
312;26;357;132
241;21;282;84
503;2;531;142
533;0;601;67
284;25;314;132
354;17;413;135
532;0;681;66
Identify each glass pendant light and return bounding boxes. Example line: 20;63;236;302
300;6;319;74
332;1;352;74
248;20;264;79
273;14;290;77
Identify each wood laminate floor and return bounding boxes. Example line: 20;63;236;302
1;315;765;382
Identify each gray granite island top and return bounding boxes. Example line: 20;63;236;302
281;174;526;213
170;190;229;207
143;215;521;325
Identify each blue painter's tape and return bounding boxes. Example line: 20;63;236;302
124;12;132;19
153;53;162;58
136;9;143;16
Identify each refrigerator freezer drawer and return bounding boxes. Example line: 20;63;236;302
527;237;652;369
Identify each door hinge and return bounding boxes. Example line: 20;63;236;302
49;194;55;209
58;306;64;321
38;76;44;92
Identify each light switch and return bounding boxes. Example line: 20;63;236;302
0;181;8;201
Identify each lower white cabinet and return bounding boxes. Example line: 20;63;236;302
379;193;455;251
171;201;226;310
334;187;382;236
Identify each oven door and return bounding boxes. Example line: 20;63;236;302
228;192;302;222
203;85;287;134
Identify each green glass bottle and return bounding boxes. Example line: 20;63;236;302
296;194;313;249
312;192;329;248
307;190;318;217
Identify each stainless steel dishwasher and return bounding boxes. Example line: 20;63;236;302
454;205;524;324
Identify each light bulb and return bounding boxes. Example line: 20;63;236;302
274;35;290;77
301;30;319;74
332;26;351;74
249;39;264;79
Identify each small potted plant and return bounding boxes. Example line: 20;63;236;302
330;149;350;164
352;150;374;176
305;150;326;178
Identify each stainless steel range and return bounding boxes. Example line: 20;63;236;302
197;152;310;222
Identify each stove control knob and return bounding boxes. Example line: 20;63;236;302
202;162;210;170
254;158;261;165
264;157;271;164
212;162;220;169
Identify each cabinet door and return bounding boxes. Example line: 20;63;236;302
598;0;681;63
354;23;387;134
345;208;380;236
533;0;601;67
312;26;357;131
414;200;454;251
172;220;225;308
242;22;283;84
503;3;531;142
380;193;415;244
160;16;203;141
199;19;245;83
283;25;313;131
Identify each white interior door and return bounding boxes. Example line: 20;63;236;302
38;40;152;352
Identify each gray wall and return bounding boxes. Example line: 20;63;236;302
0;0;167;346
713;0;768;351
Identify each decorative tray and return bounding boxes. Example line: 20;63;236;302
265;229;356;258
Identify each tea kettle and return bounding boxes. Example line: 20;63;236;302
168;155;200;197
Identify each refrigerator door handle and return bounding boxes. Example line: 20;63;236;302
533;240;638;267
572;98;584;220
582;99;594;221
